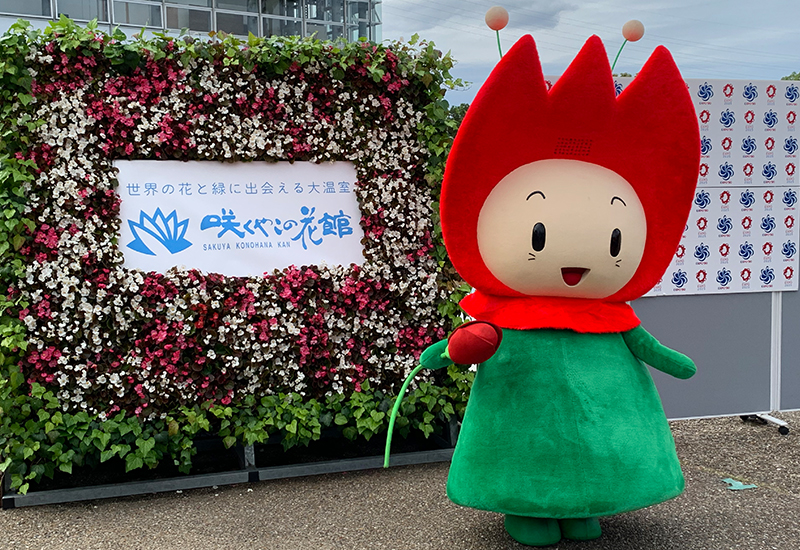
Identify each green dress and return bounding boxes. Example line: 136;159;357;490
445;325;695;519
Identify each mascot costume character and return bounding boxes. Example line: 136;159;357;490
385;34;700;547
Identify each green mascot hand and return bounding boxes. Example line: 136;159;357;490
419;339;452;370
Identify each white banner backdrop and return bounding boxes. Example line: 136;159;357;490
645;78;799;296
114;160;365;277
545;76;800;296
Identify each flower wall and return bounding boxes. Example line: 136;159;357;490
0;19;469;493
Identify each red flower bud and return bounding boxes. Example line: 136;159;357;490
447;321;503;364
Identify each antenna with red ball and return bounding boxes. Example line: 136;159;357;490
485;6;509;58
612;19;645;72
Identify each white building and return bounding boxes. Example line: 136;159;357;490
0;0;381;41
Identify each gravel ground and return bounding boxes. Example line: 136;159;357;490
2;412;800;550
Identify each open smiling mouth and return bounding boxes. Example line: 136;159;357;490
561;267;589;286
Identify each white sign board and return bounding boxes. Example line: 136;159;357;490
115;160;365;277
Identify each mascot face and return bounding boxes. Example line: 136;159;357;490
478;159;647;298
477;159;646;298
440;36;701;303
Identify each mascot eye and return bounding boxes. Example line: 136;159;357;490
610;228;622;257
531;222;546;251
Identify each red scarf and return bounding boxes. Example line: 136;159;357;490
460;291;641;334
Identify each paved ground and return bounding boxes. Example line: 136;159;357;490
2;412;800;550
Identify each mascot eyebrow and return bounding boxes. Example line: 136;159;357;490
611;196;627;206
526;191;546;200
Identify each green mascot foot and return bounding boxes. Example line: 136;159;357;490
559;518;602;541
504;515;561;547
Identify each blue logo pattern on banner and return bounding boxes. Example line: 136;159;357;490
763;162;777;180
739;189;755;208
764;109;779;128
694;243;710;261
786;84;799;102
716;268;732;286
785;137;798;155
784;189;798;207
695;190;711;208
742;136;757;154
743;83;758;102
761;215;776;233
720;109;736;128
738;242;755;260
782;241;797;259
760;267;775;284
671;270;688;288
719;163;734;180
127;208;193;256
717;216;733;234
697;82;714;101
701;136;712;155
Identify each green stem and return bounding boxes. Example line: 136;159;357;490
384;363;425;468
496;30;503;58
611;39;628;72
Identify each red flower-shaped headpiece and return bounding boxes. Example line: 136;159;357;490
441;35;700;304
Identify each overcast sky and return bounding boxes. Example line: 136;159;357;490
381;0;800;105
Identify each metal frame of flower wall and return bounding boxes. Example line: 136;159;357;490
0;18;469;494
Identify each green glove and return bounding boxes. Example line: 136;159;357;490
419;339;451;370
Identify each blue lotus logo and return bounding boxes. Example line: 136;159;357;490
760;267;775;285
695;190;711;208
783;189;798;207
716;268;732;286
739;190;755;208
785;137;798;155
717;216;733;234
743;83;758;102
787;84;799;103
738;242;755;260
782;241;797;259
700;136;712;155
614;81;623;96
671;270;688;288
697;82;714;101
127;208;192;256
742;136;757;155
764;109;779;128
761;215;776;233
720;109;736;128
718;162;734;180
763;162;777;180
694;243;710;261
